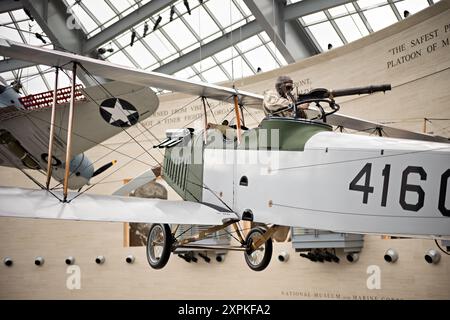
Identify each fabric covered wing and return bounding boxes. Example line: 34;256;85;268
0;81;158;170
0;187;235;225
327;113;449;143
0;39;262;106
1;39;446;143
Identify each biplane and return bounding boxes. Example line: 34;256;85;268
0;38;449;271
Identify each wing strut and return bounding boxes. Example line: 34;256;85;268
201;97;208;142
233;95;242;144
63;62;77;202
45;66;59;190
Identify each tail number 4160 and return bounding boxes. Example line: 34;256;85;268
349;163;449;216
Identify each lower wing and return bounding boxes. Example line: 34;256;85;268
0;187;235;225
0;81;158;170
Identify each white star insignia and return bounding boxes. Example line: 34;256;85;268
101;99;138;126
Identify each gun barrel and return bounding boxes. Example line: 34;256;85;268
330;84;391;97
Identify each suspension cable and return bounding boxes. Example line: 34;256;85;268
61;68;162;167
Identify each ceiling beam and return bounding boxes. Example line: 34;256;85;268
0;0;23;14
22;0;87;53
83;0;177;54
284;0;353;21
154;20;263;75
243;0;295;63
18;0;100;85
243;0;318;63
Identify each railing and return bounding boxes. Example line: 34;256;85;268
19;84;86;110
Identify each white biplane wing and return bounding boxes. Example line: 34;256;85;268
0;38;262;106
1;38;446;143
326;113;449;143
0;81;158;170
0;187;234;225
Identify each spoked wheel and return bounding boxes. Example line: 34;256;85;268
146;223;173;269
244;227;273;271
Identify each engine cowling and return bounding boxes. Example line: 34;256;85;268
51;153;94;190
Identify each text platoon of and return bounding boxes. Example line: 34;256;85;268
386;23;450;69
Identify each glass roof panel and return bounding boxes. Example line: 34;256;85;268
107;0;136;13
328;5;352;17
363;4;399;32
302;11;327;25
160;18;197;50
266;42;288;66
67;2;99;34
335;14;369;42
22;67;50;93
185;5;221;39
222;57;253;79
206;0;243;28
201;66;228;83
1;0;439;92
0;23;23;43
194;57;217;73
307;22;344;51
82;1;116;25
125;41;158;69
357;0;388;9
260;32;271;43
236;35;263;52
244;46;279;71
142;30;177;60
107;51;136;68
395;0;430;16
201;31;223;45
174;67;196;79
234;0;253;17
181;42;201;55
214;47;239;63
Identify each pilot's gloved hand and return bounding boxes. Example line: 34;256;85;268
299;102;310;109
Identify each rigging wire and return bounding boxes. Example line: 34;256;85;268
60;67;162;167
205;98;218;123
76;63;163;146
69;97;224;200
16;109;153;168
69;145;150;201
229;0;234;84
0;149;61;201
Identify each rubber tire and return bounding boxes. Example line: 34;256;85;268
146;223;172;269
244;227;273;271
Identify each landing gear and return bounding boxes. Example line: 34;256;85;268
244;227;273;271
146;223;172;269
145;222;276;271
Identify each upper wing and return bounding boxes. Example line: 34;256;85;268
326;113;449;143
0;38;262;106
0;186;235;225
0;81;158;169
1;38;447;144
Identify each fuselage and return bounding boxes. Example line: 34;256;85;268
163;118;450;238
